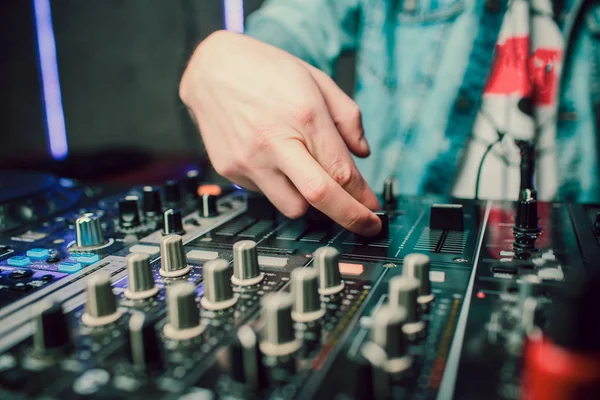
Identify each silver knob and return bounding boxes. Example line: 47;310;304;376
201;258;237;310
232;240;264;286
81;273;122;327
389;276;425;336
75;213;105;248
371;304;412;374
129;312;163;370
32;299;71;354
259;292;300;356
291;267;324;322
125;253;159;300
314;247;344;295
163;282;204;340
159;235;190;278
402;253;434;305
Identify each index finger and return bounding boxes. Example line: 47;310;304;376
275;139;382;237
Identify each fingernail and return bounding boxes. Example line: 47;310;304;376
359;137;370;154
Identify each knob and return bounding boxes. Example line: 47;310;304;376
75;213;105;248
371;304;412;373
164;180;182;204
290;267;324;322
359;342;392;400
142;186;162;217
125;253;159;300
517;274;541;312
259;292;300;356
118;196;142;228
162;208;185;236
231;240;264;286
514;188;540;234
184;169;200;199
388;276;425;336
201;258;237;310
163;282;204;340
159;235;190;277
402;253;434;305
32;299;71;354
198;193;218;217
81;273;122;327
229;325;267;389
374;211;389;238
314;247;344;295
382;177;396;208
129;312;163;370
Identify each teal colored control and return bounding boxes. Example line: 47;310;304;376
58;261;83;273
26;248;50;260
71;253;100;265
7;256;31;267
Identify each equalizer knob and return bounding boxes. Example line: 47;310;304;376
201;258;237;310
129;312;163;370
142;186;162;217
229;325;267;389
402;253;434;305
162;209;185;235
159;235;190;277
124;253;159;300
231;240;264;286
382;177;397;208
371;304;412;374
118;196;142;229
32;300;71;354
514;189;540;234
164;180;182;204
199;193;218;217
259;292;300;356
184;169;200;199
81;273;122;327
389;276;425;336
290;267;324;322
75;213;105;248
163;282;204;340
314;247;344;295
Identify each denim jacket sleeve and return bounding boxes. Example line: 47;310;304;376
245;0;360;76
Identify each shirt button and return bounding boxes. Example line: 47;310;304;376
454;93;473;113
485;0;502;13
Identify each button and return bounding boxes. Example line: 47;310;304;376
8;269;34;279
58;261;83;273
71;253;100;265
41;274;54;281
186;250;219;261
11;282;31;292
129;245;160;256
7;256;31;267
26;248;50;260
257;256;288;268
339;262;364;276
46;256;61;263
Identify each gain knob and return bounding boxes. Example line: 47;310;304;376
159;235;190;278
32;299;71;355
75;213;105;248
164;180;182;204
290;267;324;322
402;253;434;305
371;304;412;374
163;282;204;340
198;193;218;217
229;325;268;389
125;253;159;300
184;169;201;199
129;312;163;370
118;196;142;228
314;247;344;295
201;258;237;310
81;273;122;327
142;186;162;217
231;240;264;286
259;292;300;356
162;208;185;236
389;275;425;336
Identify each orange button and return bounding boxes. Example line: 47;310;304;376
339;262;364;276
197;184;222;196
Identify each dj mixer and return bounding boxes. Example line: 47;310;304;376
0;170;599;399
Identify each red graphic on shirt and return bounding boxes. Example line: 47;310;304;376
484;36;562;105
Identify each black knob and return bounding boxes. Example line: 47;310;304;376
163;209;185;236
128;312;163;370
382;177;396;208
184;169;200;199
32;300;71;354
374;211;389;239
198;193;218;217
514;189;540;234
118;196;142;228
142;186;162;217
246;193;278;220
164;180;182;204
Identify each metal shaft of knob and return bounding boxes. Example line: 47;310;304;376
259;292;300;356
159;235;190;278
201;258;237;310
163;282;204;340
291;267;324;322
389;275;425;336
232;240;264;286
81;273;122;327
125;253;159;300
371;304;412;374
314;247;345;295
402;253;434;305
75;213;105;248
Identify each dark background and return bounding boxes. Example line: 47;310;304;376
0;0;354;182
